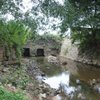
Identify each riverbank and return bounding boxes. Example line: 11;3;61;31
60;38;100;66
0;57;100;100
0;58;62;100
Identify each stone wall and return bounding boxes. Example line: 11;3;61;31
60;38;100;66
60;38;78;60
0;48;3;61
24;39;61;57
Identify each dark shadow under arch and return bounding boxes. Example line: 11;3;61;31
37;49;44;56
23;48;30;57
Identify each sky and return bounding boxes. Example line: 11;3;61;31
21;0;65;35
21;0;33;13
22;0;64;12
6;0;71;36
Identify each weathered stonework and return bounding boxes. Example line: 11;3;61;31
60;38;100;66
0;47;4;61
24;38;61;57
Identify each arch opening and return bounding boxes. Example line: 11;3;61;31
37;49;44;56
23;48;30;57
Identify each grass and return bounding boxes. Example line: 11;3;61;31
0;86;27;100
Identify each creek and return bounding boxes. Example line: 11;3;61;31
33;57;100;100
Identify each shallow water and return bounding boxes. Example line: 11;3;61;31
33;57;100;100
43;71;70;89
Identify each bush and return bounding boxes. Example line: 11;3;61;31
71;28;100;53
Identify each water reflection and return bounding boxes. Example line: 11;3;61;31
33;57;62;76
43;71;70;89
34;57;100;100
43;71;76;97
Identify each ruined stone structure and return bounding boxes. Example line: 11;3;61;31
0;38;61;61
23;38;61;57
0;47;3;61
60;38;100;66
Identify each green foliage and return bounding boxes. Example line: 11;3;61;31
71;28;100;52
46;0;99;30
33;33;61;50
41;0;100;52
0;0;37;36
0;86;27;100
0;63;31;90
20;13;37;41
35;32;62;42
0;20;31;61
0;0;23;19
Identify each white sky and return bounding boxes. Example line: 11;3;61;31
21;0;33;13
22;0;70;35
22;0;64;12
6;0;70;35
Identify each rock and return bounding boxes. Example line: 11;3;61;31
77;85;82;91
50;95;62;100
77;93;86;100
93;84;100;93
5;84;17;92
1;68;9;72
39;93;46;100
76;79;80;84
53;90;60;96
26;93;33;100
41;73;46;77
90;79;96;86
26;83;34;90
61;61;67;65
97;79;100;83
47;55;59;64
93;60;97;65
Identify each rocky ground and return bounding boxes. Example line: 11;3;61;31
0;58;61;100
60;38;100;66
0;57;100;100
25;58;59;100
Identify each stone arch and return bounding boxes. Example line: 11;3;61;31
36;49;44;56
23;48;30;57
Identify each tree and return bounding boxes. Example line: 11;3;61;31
68;0;100;51
41;0;100;30
0;0;38;42
20;12;37;41
0;0;23;19
40;0;100;52
0;20;31;62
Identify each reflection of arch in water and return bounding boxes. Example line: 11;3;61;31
36;49;44;56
